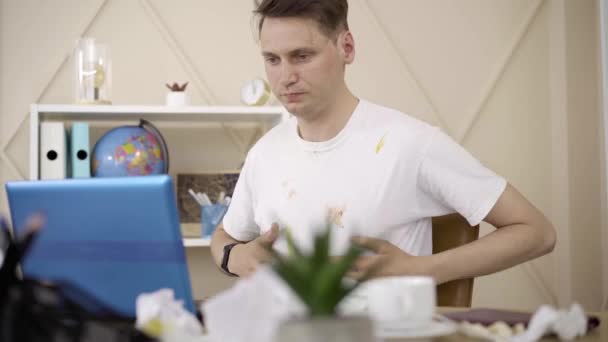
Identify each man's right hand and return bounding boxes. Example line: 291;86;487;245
227;223;279;277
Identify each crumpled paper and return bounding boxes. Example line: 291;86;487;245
458;320;526;341
512;303;587;342
457;303;588;342
135;288;203;339
202;266;307;342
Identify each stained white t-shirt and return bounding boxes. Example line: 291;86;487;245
222;99;506;256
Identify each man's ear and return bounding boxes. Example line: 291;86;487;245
339;31;355;64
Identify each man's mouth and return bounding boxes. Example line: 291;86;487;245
284;92;305;102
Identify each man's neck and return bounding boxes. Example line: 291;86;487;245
297;90;359;142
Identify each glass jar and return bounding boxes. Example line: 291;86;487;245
73;38;112;104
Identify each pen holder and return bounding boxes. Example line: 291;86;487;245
201;204;228;238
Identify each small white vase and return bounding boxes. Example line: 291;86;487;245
275;315;373;342
166;91;188;106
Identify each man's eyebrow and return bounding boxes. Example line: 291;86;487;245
261;51;278;58
262;48;316;58
289;48;315;56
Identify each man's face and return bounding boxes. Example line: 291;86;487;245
260;17;350;117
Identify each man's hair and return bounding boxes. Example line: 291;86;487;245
254;0;349;39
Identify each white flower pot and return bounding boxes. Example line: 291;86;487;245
166;91;188;106
275;315;373;342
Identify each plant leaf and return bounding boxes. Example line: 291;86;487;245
311;225;330;270
285;229;304;259
269;225;368;317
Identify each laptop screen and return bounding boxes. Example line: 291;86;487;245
5;175;195;317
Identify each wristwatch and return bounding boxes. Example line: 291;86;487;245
221;243;240;277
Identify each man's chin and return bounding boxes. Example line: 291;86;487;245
284;102;304;115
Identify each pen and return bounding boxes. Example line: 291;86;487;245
197;192;212;206
188;189;205;206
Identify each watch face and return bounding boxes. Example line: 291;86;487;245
240;79;269;106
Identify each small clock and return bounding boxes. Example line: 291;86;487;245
240;78;271;106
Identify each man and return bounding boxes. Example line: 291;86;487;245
211;0;556;284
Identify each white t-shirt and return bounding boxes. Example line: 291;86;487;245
222;99;506;256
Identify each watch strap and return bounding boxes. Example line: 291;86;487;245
221;243;240;277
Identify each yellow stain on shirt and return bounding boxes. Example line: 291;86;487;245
281;179;297;200
287;189;296;199
376;133;387;154
328;206;345;228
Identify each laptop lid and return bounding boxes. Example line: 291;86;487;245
5;175;195;317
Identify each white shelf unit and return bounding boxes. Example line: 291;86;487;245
29;104;288;248
183;237;211;247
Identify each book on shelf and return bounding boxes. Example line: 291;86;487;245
70;122;91;178
40;122;67;179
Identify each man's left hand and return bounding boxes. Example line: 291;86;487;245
348;236;417;280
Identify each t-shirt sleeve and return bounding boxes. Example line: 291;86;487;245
415;128;507;226
221;150;261;242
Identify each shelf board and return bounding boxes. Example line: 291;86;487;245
183;238;211;247
32;104;288;124
181;223;210;247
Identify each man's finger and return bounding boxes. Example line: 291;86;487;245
347;269;382;281
257;223;279;247
346;269;366;281
352;255;378;272
347;264;381;281
347;255;381;280
351;235;387;253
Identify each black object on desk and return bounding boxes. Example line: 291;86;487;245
0;216;158;342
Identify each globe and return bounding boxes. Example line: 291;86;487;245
92;119;169;177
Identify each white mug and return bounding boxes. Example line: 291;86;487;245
365;276;436;327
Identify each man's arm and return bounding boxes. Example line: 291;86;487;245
210;223;279;277
426;183;556;283
210;224;242;272
350;183;556;283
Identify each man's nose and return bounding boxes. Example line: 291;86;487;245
280;63;298;88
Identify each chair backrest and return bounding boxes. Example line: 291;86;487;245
432;214;480;307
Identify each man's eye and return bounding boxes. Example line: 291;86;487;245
296;54;310;61
265;57;279;65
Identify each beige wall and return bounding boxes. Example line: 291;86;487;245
564;0;603;310
600;0;608;311
0;0;605;310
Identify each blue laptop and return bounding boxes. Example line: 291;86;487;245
5;175;195;317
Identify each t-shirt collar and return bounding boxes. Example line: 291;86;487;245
292;99;364;153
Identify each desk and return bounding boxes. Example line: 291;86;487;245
386;309;606;341
198;308;606;341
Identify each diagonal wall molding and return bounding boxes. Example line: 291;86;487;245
36;0;110;104
358;0;449;134
139;0;217;105
363;0;556;305
458;0;545;144
1;0;219;181
452;0;557;304
0;116;30;179
0;0;109;180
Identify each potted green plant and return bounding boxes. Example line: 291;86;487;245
270;227;374;342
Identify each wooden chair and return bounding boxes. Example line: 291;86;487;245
432;214;480;307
